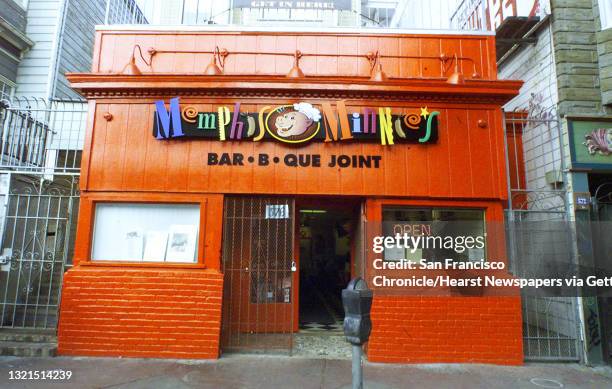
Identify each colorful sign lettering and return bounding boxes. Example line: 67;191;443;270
153;97;439;146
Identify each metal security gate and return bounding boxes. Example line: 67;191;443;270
592;182;612;361
0;175;79;328
507;208;582;361
504;111;583;361
221;197;296;354
0;96;85;330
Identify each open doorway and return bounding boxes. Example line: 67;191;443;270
297;200;359;335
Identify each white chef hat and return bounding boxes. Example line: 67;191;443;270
293;102;321;122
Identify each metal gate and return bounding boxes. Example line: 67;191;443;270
504;111;583;361
0;96;86;330
591;182;612;360
221;196;296;354
506;205;582;361
0;175;79;328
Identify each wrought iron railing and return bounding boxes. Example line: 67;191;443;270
0;97;87;174
103;0;489;31
450;0;487;31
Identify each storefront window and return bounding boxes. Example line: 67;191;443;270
382;207;486;263
91;203;200;263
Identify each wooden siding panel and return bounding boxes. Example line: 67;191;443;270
227;140;252;194
91;31;494;81
446;109;473;198
141;116;167;192
419;38;441;78
0;55;19;83
316;36;339;76
425;107;451;197
294;140;320;194
337;36;359;77
173;35;196;74
398;38;420;79
255;35;277;74
166;136;191;193
121;104;149;191
0;0;28;33
97;34;116;73
378;37;400;78
251;139;277;193
460;38;484;80
273;143;298;194
441;38;462;79
81;31;509;200
404;139;430;197
361;143;385;196
100;104;128;189
492;109;507;199
186;137;210;193
467;109;496;199
55;0;106;99
84;102;505;200
87;104;109;190
15;0;61;98
234;35;257;75
382;141;407;196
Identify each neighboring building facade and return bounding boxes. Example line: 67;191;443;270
0;0;33;98
444;0;612;365
0;0;141;356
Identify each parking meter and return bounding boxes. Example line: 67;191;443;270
343;277;373;389
342;277;373;345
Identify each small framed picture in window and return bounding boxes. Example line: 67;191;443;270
166;225;198;263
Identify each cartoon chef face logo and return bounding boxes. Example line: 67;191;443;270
266;103;321;143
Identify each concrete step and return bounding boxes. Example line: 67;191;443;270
0;330;56;343
0;341;57;357
8;309;58;328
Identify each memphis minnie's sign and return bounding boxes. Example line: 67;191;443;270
153;97;439;146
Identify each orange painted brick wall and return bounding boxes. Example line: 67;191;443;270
367;296;524;364
58;267;223;359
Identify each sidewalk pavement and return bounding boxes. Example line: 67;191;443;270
1;354;612;389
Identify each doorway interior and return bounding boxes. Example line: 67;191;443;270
219;196;362;357
297;199;360;335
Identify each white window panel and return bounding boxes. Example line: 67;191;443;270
600;0;612;30
92;203;200;263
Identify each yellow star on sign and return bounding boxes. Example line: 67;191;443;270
420;107;430;118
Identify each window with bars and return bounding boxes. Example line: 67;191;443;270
0;78;15;101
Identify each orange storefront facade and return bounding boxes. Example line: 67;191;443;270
57;27;524;364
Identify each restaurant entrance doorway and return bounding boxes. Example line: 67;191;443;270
297;199;360;335
220;196;361;356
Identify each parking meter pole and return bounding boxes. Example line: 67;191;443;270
342;277;372;389
352;344;363;389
